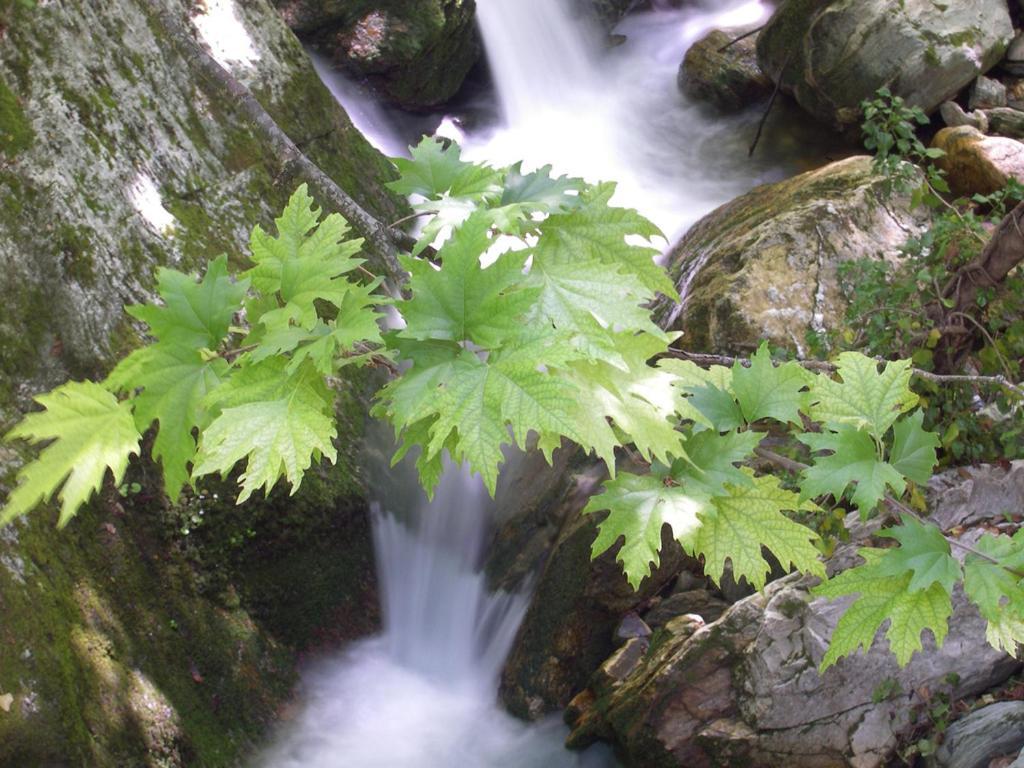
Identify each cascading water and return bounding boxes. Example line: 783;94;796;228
256;441;615;767
469;0;778;241
263;2;843;765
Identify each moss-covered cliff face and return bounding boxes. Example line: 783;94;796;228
0;0;403;422
0;0;396;763
274;0;479;109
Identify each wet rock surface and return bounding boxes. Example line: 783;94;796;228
564;463;1024;768
653;155;932;355
680;26;772;113
757;0;1013;128
274;0;480;109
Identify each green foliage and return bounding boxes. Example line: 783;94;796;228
2;137;1021;671
814;548;952;668
841;88;1024;463
1;382;140;527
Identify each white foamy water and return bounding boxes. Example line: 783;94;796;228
470;0;775;242
256;461;615;767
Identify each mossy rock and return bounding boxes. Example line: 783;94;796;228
275;0;479;109
0;0;396;762
652;156;932;356
679;27;772;113
758;0;1013;128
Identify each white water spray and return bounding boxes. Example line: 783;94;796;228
471;0;774;241
256;451;614;767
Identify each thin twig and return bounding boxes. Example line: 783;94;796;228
717;24;766;53
390;211;433;229
749;49;794;157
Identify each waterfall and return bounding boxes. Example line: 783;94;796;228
469;0;775;241
475;0;601;123
255;436;614;767
262;2;826;765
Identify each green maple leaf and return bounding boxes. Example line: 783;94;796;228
685;384;744;432
876;517;961;594
423;342;584;494
660;358;734;393
815;549;952;669
245;185;364;328
128;255;248;349
526;256;668;344
193;359;337;503
672;429;759;497
659;358;734;429
732;343;809;425
889;411;940;484
809;353;917;439
379;332;587;495
532;183;675;298
694;473;824;590
584;472;707;589
963;532;1024;654
800;427;906;515
107;344;229;500
3;382;141;527
249;281;386;375
389;137;503;201
568;333;685;465
498;163;583;211
400;211;537;348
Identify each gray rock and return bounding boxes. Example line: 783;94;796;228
652;156;933;355
932;701;1024;768
644;590;729;628
940;101;990;132
679;26;772;113
969;76;1008;110
1010;745;1024;768
615;613;652;642
1006;33;1024;77
274;0;479;109
565;464;1024;768
985;107;1024;140
757;0;1014;128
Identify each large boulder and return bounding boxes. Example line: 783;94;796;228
652;155;932;355
757;0;1014;128
933;125;1024;196
274;0;479;109
680;26;773;113
0;0;397;762
565;463;1024;768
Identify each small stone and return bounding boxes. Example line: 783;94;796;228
933;701;1024;768
0;694;12;713
969;76;1007;110
614;612;651;642
939;101;987;131
933;125;1024;196
1006;33;1024;77
985;107;1024;140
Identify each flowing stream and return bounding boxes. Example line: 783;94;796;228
262;1;838;765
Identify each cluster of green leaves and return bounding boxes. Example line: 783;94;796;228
861;87;948;204
838;89;1024;462
2;137;1022;671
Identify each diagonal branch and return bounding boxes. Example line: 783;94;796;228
143;0;408;283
